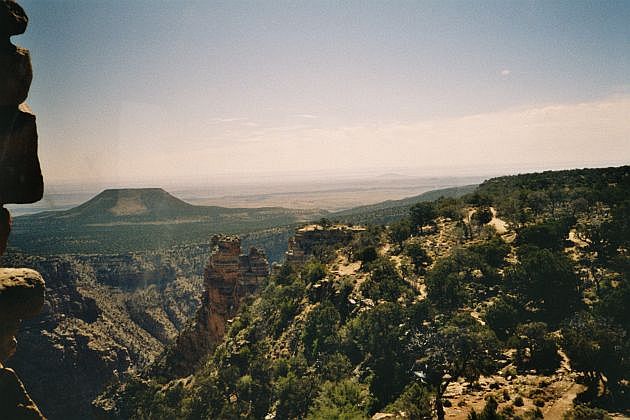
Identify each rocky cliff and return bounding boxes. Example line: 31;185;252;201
0;251;203;419
0;1;46;417
152;235;269;378
285;223;364;264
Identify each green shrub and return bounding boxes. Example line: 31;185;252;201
563;405;612;420
385;382;432;420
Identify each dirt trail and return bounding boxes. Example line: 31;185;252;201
489;207;508;235
332;251;361;277
543;380;585;419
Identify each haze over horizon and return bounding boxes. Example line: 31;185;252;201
17;0;630;185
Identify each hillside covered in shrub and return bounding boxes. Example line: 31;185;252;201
98;166;629;419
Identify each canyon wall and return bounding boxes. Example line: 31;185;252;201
0;251;203;419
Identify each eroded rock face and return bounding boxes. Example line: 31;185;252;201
0;0;42;206
0;45;32;105
285;224;363;264
0;251;203;420
202;235;269;341
0;269;44;363
0;268;45;322
0;2;46;418
0;269;45;419
0;103;43;204
153;235;269;378
85;254;177;290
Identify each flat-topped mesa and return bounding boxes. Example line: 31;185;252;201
285;224;366;264
156;235;269;378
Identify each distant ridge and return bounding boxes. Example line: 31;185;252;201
375;173;410;180
18;187;320;225
330;184;477;224
10;188;326;254
10;184;475;254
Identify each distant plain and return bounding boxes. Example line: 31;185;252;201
8;174;485;216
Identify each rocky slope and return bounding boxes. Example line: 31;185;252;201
95;166;629;420
1;252;203;419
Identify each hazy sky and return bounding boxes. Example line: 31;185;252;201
16;0;630;184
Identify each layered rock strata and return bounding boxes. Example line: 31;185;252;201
154;235;269;378
1;251;204;419
0;1;46;417
285;224;364;264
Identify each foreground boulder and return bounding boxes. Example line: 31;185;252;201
0;269;45;419
0;268;45;322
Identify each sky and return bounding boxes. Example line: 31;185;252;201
15;0;630;185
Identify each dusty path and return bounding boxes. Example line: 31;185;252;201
543;380;585;419
489;207;508;235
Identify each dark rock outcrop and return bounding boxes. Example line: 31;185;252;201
1;0;28;40
0;2;46;417
1;207;10;255
0;366;44;419
0;103;43;203
0;44;32;105
0;0;42;205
